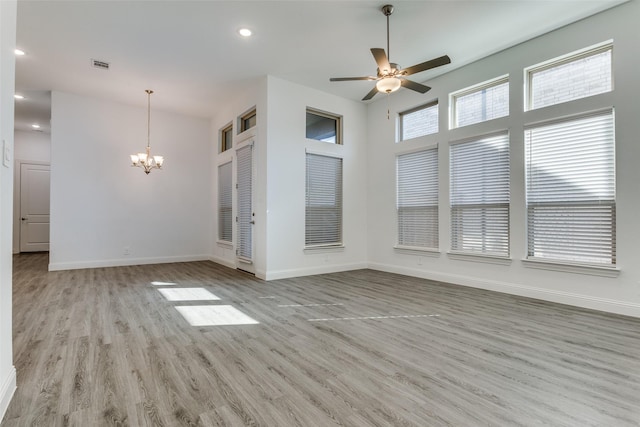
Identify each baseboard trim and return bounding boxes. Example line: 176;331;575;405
264;262;368;281
0;366;16;422
368;262;640;318
48;254;211;271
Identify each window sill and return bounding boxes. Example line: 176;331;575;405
217;240;233;249
522;258;619;278
447;251;512;266
394;245;441;257
304;245;345;254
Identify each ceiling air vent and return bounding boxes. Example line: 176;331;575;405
91;59;110;70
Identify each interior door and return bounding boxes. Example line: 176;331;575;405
20;163;51;252
236;141;255;273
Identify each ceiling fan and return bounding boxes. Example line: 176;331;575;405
330;4;451;101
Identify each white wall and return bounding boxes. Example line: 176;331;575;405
49;91;212;270
366;1;640;317
0;0;17;420
263;76;368;280
12;129;50;253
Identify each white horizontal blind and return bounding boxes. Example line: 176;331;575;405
306;153;343;246
397;148;438;248
236;145;253;260
453;78;509;128
529;45;612;110
217;161;233;242
400;102;438;141
450;132;510;256
525;110;615;265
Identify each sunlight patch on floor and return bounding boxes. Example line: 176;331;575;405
151;281;177;286
175;305;259;326
158;287;220;301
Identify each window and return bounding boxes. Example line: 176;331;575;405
217;161;233;242
305;153;342;247
220;124;232;152
399;101;438;141
397;148;438;249
525;110;615;266
451;76;509;129
306;108;342;144
526;42;612;110
239;108;256;133
450;132;510;257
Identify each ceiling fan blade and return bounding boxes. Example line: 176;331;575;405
371;48;391;74
401;79;431;94
362;86;379;101
330;76;376;82
402;55;451;76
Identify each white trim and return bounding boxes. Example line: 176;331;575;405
264;262;368;281
0;366;16;421
48;254;211;271
522;258;619;278
304;147;343;158
447;252;512;266
303;245;345;254
367;262;640;318
394;246;441;257
216;240;233;249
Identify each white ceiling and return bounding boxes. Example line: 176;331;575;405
13;0;627;133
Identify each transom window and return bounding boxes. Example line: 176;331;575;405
239;108;257;133
526;42;612;111
306;108;342;144
220;123;232;153
398;101;438;141
450;76;509;129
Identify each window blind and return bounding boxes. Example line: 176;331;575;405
525;110;615;265
450;132;510;256
397;148;438;249
305;153;342;247
236;145;253;260
218;161;233;242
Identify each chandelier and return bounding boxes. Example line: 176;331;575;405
130;89;164;174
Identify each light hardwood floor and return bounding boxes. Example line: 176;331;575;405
2;253;640;426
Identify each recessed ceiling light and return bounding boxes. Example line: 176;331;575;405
31;124;40;129
14;49;25;56
238;28;252;37
14;94;24;99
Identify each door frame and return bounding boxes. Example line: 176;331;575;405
14;160;50;253
234;135;256;273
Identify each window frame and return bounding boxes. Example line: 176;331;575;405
305;107;343;145
524;109;616;267
304;151;343;249
398;100;439;142
217;160;233;244
449;130;511;258
449;75;509;129
238;107;257;133
524;41;613;111
396;145;439;251
219;123;233;153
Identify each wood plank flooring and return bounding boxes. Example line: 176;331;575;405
2;252;640;426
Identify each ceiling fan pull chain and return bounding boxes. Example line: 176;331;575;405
387;92;390;120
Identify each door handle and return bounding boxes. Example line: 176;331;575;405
21;217;27;221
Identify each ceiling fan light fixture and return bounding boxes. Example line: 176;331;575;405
376;77;401;94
